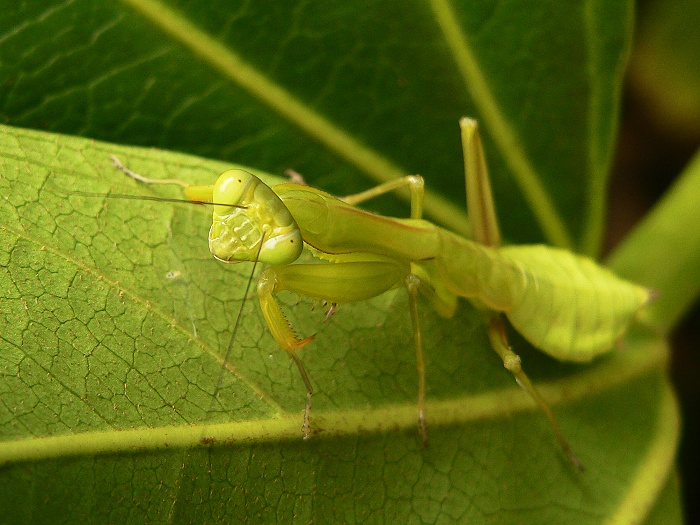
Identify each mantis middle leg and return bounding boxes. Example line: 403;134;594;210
340;174;425;220
339;174;435;441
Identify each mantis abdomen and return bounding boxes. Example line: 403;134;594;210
437;231;652;361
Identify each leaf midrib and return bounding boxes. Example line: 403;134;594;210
0;330;665;466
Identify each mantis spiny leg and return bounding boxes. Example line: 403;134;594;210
257;260;409;439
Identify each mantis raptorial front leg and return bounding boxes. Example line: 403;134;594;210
257;259;414;439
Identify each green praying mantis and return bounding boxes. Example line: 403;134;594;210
110;118;651;470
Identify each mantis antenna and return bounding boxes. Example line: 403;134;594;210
205;231;267;424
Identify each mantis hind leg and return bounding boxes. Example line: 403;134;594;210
460;118;501;247
461;118;582;469
111;154;216;203
486;315;584;471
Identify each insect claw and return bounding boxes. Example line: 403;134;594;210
324;303;339;322
418;409;429;447
302;391;312;440
296;334;314;349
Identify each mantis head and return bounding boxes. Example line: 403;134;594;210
208;169;303;265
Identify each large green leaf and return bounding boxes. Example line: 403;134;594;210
0;125;677;524
0;0;683;523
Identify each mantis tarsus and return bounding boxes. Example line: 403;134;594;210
111;118;651;470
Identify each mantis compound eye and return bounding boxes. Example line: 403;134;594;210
213;169;255;210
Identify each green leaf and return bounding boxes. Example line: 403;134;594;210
0;1;683;523
645;472;685;525
609;148;700;334
0;125;679;524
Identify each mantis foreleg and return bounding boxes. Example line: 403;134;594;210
257;259;411;438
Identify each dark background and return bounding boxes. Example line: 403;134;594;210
608;1;700;519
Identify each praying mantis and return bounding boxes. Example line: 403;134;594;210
112;117;651;470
